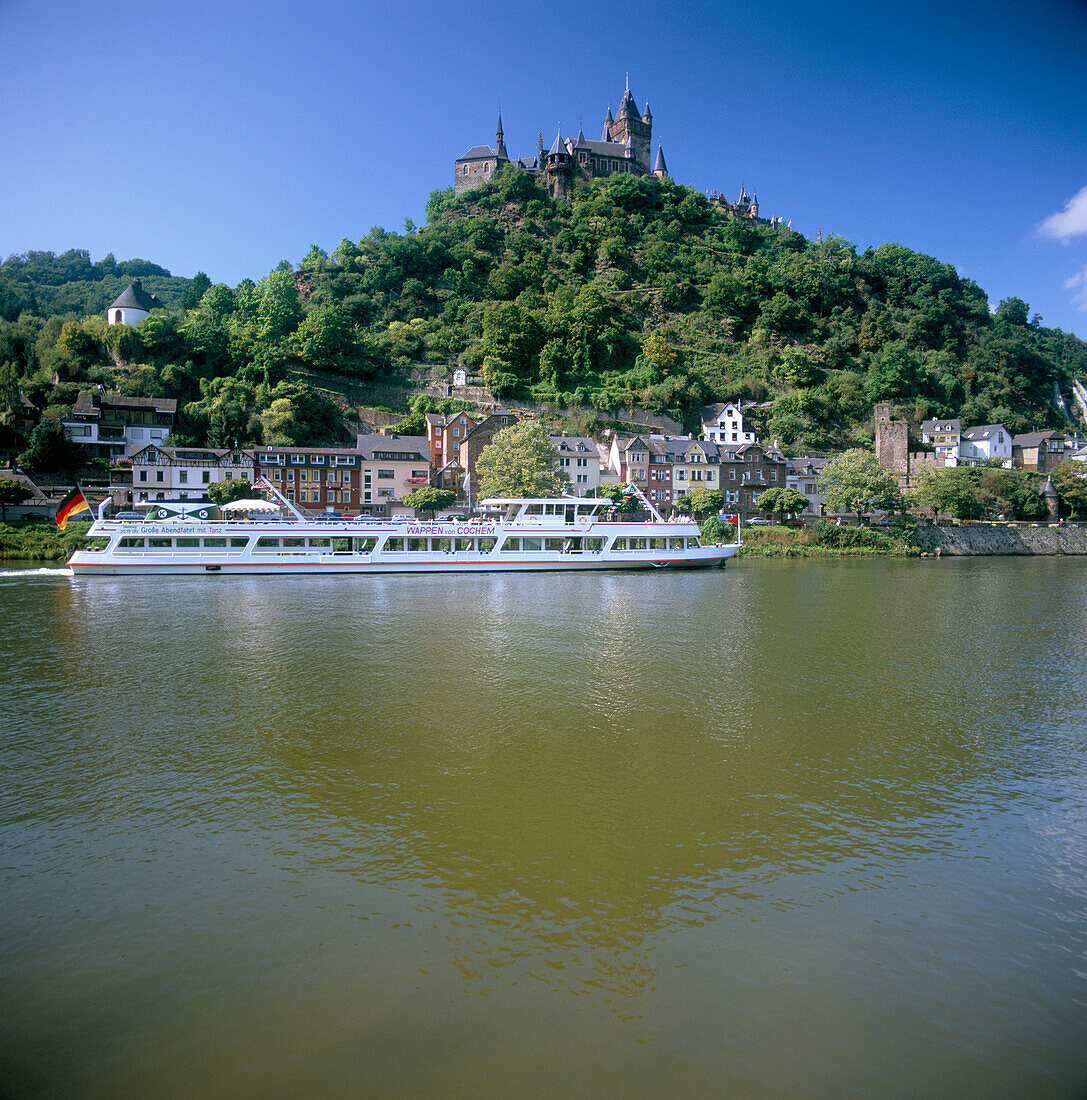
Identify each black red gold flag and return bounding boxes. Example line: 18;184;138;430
55;486;91;530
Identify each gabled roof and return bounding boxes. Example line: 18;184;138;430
1012;430;1062;446
921;417;961;434
962;424;1008;441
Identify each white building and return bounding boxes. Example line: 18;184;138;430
127;445;255;504
65;392;177;460
786;456;828;521
959;424;1011;467
700;402;755;446
552;436;602;495
106;278;163;326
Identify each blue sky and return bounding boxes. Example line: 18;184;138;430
3;0;1086;338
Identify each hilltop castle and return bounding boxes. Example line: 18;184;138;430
454;81;668;200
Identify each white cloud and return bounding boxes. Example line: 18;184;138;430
1066;266;1087;311
1039;184;1087;240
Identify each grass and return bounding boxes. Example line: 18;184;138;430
0;520;96;561
711;524;921;559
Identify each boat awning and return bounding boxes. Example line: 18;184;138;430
221;498;280;513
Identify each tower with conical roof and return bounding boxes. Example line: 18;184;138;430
107;279;163;327
608;77;652;172
653;143;668;180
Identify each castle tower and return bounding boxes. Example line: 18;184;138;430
652;143;668;179
107;278;162;326
545;128;573;198
609;79;651;172
601;106;613;141
874;402;909;478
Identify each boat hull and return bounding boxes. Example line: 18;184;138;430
68;544;739;576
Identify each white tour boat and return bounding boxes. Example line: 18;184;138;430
67;481;740;576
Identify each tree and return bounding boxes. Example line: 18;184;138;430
206;479;253;505
180;271;212;310
0;477;30;520
592;483;639;513
1049;460;1087;517
817;449;902;523
404;486;455;517
475;421;569;499
910;467;985;520
756;486;809;520
682;486;725;519
16;418;79;475
641;330;677;375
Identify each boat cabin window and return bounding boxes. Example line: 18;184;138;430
257;537;280;548
650;538;668;550
283;537;305;548
526;504;545;516
544;538;564;552
204;537;226;548
307;537;331;548
176;538;200;548
383;537;406;552
230;538;248;548
478;537;496;552
331;538;350;553
522;536;542;552
149;538;172;548
118;537;145;549
354;537;377;553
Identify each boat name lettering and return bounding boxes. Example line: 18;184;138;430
406;524;495;535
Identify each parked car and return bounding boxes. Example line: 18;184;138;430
784;518;805;528
443;513;468;522
746;517;773;526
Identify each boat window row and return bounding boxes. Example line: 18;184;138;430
610;536;701;550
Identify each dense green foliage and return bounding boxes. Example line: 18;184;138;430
910;463;1051;520
817;449;902;520
0;519;94;561
4;169;1086;461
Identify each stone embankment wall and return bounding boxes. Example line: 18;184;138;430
916;523;1087;555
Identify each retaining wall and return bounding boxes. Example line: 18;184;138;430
916;523;1087;555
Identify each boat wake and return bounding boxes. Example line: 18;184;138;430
0;567;74;578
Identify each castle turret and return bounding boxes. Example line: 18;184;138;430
601;106;613;141
495;114;507;160
653;143;668;179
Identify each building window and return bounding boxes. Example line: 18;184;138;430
202;472;210;484
156;471;164;482
378;469;394;479
179;470;188;484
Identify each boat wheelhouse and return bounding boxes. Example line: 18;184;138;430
67;484;740;576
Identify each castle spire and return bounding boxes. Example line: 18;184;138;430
495;113;507;159
653;142;668;178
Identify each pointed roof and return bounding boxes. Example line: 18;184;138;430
548;128;565;156
653;143;668;174
643;100;652;120
495;113;507;159
108;278;162;313
617;84;638;120
574;126;590;148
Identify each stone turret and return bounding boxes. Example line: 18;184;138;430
653;143;668;179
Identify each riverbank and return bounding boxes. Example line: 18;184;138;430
0;521;92;561
731;525;919;558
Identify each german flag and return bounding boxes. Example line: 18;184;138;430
55;486;91;530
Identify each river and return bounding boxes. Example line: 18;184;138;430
1;559;1085;1097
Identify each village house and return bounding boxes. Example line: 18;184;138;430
959;424;1011;467
786;456;828;521
700;402;756;446
123;445;254;507
552;436;601;496
254;446;363;513
64;392;177;460
920;417;961;466
353;435;431;513
1013;430;1068;474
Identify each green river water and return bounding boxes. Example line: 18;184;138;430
1;559;1085;1097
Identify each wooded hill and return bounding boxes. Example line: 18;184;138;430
3;170;1086;452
